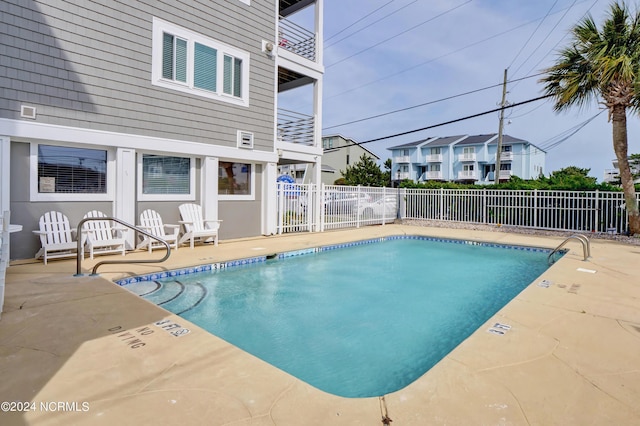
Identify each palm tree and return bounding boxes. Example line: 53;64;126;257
541;2;640;235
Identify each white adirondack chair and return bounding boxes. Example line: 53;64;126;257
137;209;179;253
33;211;79;264
178;203;222;249
82;210;128;259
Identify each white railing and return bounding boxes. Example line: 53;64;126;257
403;188;634;234
277;186;636;235
277;109;315;146
426;171;443;179
457;170;477;180
426;154;442;162
458;153;476;161
394;156;410;163
499;151;513;161
279;17;316;62
396;172;411;180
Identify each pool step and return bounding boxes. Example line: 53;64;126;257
124;280;161;297
152;281;208;315
142;280;185;306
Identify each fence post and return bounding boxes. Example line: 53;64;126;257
439;187;444;220
482;188;487;224
594;189;600;233
533;189;537;229
277;182;284;234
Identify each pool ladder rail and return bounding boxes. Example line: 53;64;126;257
548;234;591;265
75;216;171;276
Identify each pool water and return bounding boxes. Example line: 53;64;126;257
126;237;552;398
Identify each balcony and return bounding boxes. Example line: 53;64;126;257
279;17;316;62
457;170;477;180
426;171;443;179
425;154;442;162
394;156;410;163
277;108;315;146
498;151;513;161
396;172;411;180
498;170;512;180
458;153;476;162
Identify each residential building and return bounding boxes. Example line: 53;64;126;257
278;135;380;185
0;0;324;260
603;158;640;184
389;134;545;185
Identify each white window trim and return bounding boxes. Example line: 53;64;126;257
218;162;255;201
30;142;115;202
137;153;196;201
152;17;250;107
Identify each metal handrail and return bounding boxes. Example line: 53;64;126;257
76;217;171;276
548;234;591;265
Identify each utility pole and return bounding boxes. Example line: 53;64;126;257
496;68;508;183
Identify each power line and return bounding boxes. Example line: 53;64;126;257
326;0;473;68
328;94;554;150
508;0;559;69
323;72;545;131
326;0;399;42
326;1;417;49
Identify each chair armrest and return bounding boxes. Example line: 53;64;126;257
178;220;195;225
164;224;180;229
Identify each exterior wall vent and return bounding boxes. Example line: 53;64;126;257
21;105;36;119
237;131;254;149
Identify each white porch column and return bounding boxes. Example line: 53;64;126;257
201;156;219;221
263;162;277;235
115;147;136;248
0;137;9;214
311;157;322;232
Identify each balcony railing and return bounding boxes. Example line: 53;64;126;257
426;171;443;179
394;156;410;163
279;17;316;62
396;172;411;180
499;151;513;161
278;108;315;146
426;154;442;162
458;153;476;162
498;170;512;180
457;170;477;180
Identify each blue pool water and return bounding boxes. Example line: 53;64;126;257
124;237;553;398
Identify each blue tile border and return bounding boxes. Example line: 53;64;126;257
116;235;558;287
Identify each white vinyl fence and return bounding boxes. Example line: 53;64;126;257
277;185;636;235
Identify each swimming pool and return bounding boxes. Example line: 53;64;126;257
122;236;555;398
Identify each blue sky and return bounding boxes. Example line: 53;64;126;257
307;0;640;180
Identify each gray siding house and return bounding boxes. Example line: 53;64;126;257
0;0;324;260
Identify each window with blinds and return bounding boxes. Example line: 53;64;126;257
37;145;107;194
153;18;248;106
142;155;191;195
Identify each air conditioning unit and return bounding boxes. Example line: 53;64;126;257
237;131;254;149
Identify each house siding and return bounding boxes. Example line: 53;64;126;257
1;0;275;151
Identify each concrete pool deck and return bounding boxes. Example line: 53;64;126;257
1;224;639;425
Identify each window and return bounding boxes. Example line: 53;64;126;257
218;162;254;200
401;149;409;156
138;154;195;201
431;147;441;155
463;147;475;154
153;18;250;106
502;145;512;152
30;144;113;201
431;164;441;172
